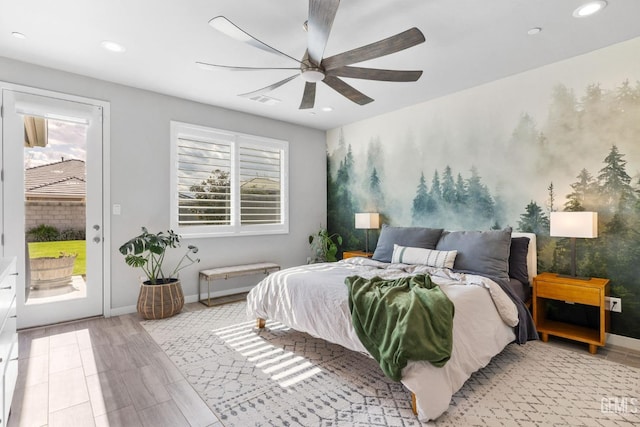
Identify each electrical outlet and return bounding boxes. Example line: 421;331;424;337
605;296;622;313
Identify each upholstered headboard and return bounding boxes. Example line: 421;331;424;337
511;232;537;284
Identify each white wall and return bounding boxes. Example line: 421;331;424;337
0;56;327;312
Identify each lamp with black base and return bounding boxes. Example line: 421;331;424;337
549;211;598;280
354;213;380;255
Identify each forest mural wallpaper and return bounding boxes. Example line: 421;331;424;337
326;37;640;340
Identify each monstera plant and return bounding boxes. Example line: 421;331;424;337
119;227;199;319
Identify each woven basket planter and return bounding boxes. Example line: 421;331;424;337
137;279;184;320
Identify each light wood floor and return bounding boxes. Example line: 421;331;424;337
9;302;221;427
9;302;640;426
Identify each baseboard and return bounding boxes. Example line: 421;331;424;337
108;285;255;317
110;304;137;317
606;333;640;353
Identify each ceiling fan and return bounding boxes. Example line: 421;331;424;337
197;0;426;109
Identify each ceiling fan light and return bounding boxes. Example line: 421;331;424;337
301;69;325;83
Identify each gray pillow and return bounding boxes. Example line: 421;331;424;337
509;237;530;285
372;225;444;263
435;228;512;280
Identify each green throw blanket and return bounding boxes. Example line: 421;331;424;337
344;273;454;381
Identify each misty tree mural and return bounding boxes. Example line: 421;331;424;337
327;36;640;339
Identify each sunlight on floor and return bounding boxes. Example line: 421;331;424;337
13;329;107;426
26;275;87;305
213;320;322;388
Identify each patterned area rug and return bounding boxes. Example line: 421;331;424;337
142;302;640;426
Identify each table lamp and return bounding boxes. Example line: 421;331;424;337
355;213;380;254
550;211;598;279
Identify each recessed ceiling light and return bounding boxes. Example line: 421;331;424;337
11;32;26;39
322;107;333;112
573;1;607;18
527;27;542;36
100;40;126;53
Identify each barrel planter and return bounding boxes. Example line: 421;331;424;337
30;254;77;289
137;279;185;320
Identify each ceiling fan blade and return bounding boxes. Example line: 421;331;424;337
196;61;299;72
299;82;316;109
323;75;373;105
307;0;340;66
238;74;299;99
209;16;302;64
328;66;423;82
322;27;425;71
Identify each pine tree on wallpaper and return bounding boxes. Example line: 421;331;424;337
430;170;442;202
597;145;635;213
369;167;384;211
454;173;467;208
411;172;433;226
517;202;549;235
564;169;598;211
442;166;456;205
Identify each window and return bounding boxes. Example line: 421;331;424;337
170;121;289;237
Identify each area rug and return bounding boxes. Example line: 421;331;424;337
142;302;640;426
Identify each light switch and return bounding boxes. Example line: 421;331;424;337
113;204;121;215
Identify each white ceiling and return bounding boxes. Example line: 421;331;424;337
2;0;640;131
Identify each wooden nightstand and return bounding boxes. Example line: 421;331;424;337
533;272;610;354
342;250;373;259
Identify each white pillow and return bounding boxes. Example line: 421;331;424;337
391;244;457;269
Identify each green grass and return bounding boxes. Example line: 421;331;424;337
28;240;86;275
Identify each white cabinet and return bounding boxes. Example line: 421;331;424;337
0;258;17;427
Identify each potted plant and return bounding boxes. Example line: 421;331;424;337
119;227;199;319
308;227;342;263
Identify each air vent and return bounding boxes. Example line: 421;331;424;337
247;95;281;106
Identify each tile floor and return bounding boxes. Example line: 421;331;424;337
10;303;221;427
8;301;640;426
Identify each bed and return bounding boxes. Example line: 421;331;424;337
247;227;538;421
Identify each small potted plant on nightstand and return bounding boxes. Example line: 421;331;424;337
119;227;200;319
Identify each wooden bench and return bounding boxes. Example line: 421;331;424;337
198;262;280;307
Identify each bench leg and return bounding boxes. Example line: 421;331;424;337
256;318;266;329
411;392;417;415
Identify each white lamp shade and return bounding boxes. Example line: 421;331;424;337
550;211;598;238
355;213;380;229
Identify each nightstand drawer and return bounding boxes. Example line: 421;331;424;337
536;280;601;306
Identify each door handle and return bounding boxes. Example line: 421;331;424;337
93;224;100;231
93;236;102;243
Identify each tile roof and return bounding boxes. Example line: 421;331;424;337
25;159;86;198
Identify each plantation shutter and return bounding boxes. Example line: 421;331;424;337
176;136;232;226
171;121;289;236
239;143;282;225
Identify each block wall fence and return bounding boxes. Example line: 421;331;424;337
25;200;85;231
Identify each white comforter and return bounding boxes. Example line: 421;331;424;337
246;258;518;421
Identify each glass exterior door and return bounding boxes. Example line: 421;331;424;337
2;89;104;328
